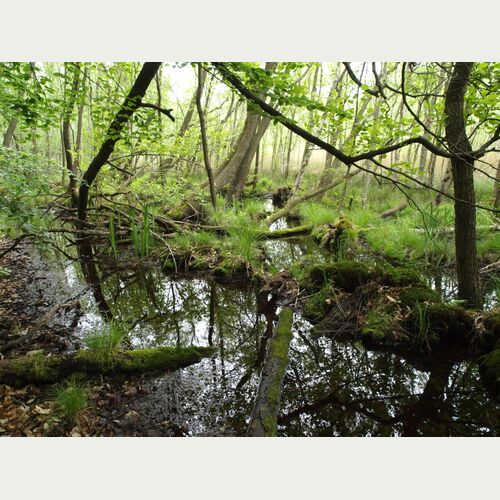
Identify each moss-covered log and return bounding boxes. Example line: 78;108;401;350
0;346;215;387
247;307;293;437
256;225;310;240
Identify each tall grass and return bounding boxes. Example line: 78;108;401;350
84;321;128;363
52;377;88;422
299;203;338;227
131;205;152;256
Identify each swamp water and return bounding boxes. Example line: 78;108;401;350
30;237;499;437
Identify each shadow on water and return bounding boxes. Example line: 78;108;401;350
37;237;496;436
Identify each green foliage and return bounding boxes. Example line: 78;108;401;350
130;205;153;257
0;147;57;236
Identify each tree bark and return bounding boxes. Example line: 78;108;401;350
247;307;293;437
493;159;500;209
214;62;277;199
196;64;217;209
0;346;214;387
78;62;161;224
444;62;481;308
2;118;17;148
62;62;81;206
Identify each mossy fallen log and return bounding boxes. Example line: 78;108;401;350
0;346;215;387
256;225;310;240
247;307;293;437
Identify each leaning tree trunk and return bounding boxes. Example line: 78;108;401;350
2;118;17;148
78;62;161;224
444;62;481;308
227;113;272;199
196;64;217;209
214;62;277;199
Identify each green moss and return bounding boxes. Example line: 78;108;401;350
302;284;333;322
307;260;371;292
269;307;294;360
76;346;215;374
484;311;500;340
262;414;277;437
0;347;215;386
400;286;440;307
4;354;59;383
380;265;424;287
412;303;473;343
361;309;394;343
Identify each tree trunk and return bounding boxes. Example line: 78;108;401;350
196;64;217;209
292;65;320;193
0;346;214;387
493;159;500;209
444;62;481;308
2;118;17;148
78;62;161;224
247;307;293;437
160;67;205;173
434;159;453;205
214;62;277;199
62;62;81;206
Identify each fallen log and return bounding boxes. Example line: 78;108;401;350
247;307;293;437
380;202;408;218
256;225;310;240
0;346;214;386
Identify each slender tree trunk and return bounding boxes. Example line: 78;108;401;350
293;65;320;193
62;62;81;206
361;164;372;209
493;159;500;209
161;68;205;173
251;143;260;192
434;159;453;205
2;118;17;148
196;64;217;209
78;62;161;224
444;62;481;308
338;166;351;210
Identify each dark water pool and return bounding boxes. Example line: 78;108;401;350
33;242;499;437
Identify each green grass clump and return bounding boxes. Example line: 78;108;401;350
365;222;427;259
241;198;267;218
478;232;500;258
84;321;128;363
53;377;88;422
299;202;338;227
